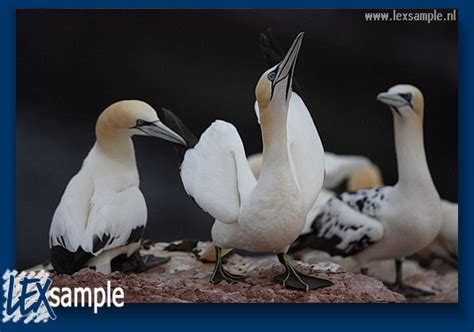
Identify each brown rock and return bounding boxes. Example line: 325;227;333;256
49;242;405;303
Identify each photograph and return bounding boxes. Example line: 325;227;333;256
15;8;457;306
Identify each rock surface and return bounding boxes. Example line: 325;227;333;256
49;242;405;303
297;249;458;303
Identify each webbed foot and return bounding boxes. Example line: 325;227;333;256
210;246;247;284
273;253;333;291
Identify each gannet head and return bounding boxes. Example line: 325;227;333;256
255;32;304;113
376;84;424;121
96;100;186;145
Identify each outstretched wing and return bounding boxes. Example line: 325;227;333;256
287;92;325;212
180;120;257;224
310;197;384;257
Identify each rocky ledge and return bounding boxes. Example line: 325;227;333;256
49;241;406;303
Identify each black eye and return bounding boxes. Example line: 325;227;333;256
399;93;412;103
267;71;276;81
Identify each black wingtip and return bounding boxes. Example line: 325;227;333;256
50;246;94;275
156;106;198;163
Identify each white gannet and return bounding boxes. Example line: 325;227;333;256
291;85;442;296
205;29;383;262
180;33;332;291
253;28;381;193
49;100;186;274
418;199;458;265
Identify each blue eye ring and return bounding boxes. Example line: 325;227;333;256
267;72;276;81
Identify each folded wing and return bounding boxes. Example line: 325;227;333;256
80;186;147;256
310;197;384;256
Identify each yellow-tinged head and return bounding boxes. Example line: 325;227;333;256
255;32;304;113
376;84;424;121
96;100;186;145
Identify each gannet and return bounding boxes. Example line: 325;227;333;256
291;85;442;296
253;28;380;193
231;29;383;260
49;100;186;275
347;164;383;191
418;200;458;265
180;33;332;291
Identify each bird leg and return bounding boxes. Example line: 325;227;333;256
209;246;247;284
272;253;333;291
385;258;434;297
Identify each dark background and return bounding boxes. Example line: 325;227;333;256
16;9;457;269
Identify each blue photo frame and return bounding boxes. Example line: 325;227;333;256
1;1;472;331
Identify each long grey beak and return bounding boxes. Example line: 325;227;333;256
273;32;304;95
376;92;409;108
140;121;186;145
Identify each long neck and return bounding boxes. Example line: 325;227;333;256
259;102;291;176
393;113;434;191
95;125;137;169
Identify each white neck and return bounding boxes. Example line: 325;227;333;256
95;128;137;169
393;113;435;191
259;101;291;178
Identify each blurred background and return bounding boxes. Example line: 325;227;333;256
16;9;457;269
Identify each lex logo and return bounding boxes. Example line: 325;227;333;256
2;270;56;323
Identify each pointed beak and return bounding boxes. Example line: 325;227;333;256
376;92;409;108
140;121;187;145
272;32;304;95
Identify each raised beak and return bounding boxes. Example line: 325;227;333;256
140;121;187;145
272;32;304;97
376;92;409;108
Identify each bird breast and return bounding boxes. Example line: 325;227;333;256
237;168;306;252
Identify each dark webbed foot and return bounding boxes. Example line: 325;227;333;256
138;254;170;271
385;282;434;297
273;253;333;291
210;246;247;284
112;251;170;273
386;258;434;297
164;239;198;252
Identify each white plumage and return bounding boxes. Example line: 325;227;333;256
425;200;458;264
50;144;146;256
181;120;256;225
295;85;442;294
180;33;332;290
182;89;324;253
49;100;185;274
323;152;371;189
